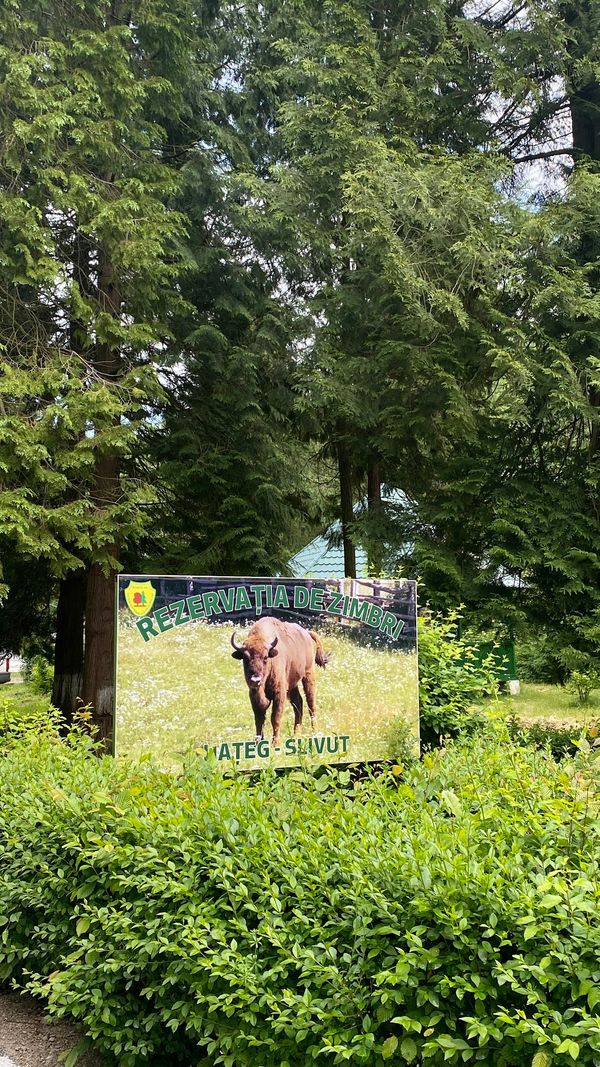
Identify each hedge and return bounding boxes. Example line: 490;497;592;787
508;716;600;760
1;726;600;1066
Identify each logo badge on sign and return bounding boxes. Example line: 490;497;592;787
124;580;156;617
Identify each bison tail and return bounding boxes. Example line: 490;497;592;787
309;630;331;668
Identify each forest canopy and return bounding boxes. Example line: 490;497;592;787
1;0;599;729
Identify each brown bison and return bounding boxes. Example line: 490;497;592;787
231;616;331;746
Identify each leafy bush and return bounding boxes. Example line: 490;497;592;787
0;694;61;750
5;728;600;1064
566;669;599;707
516;613;600;687
22;653;54;695
507;714;600;759
383;715;419;767
516;629;567;685
561;609;600;682
418;610;500;746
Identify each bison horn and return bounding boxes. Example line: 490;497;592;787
231;632;244;652
269;636;278;650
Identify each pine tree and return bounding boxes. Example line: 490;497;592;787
236;0;519;575
136;0;333;578
0;0;209;734
391;0;600;654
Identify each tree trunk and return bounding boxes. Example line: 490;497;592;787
51;569;86;723
82;562;116;747
569;82;600;162
367;459;383;575
52;228;92;726
567;38;600;491
81;245;122;749
81;456;120;748
338;440;356;578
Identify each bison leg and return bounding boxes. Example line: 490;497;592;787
271;695;286;748
302;669;318;731
289;686;303;735
250;690;270;739
253;708;266;740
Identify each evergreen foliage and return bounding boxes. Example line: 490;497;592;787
238;0;518;579
0;0;196;572
2;0;600;704
418;610;501;748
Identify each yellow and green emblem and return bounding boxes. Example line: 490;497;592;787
124;580;156;617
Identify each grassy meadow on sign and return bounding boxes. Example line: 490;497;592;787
115;617;418;769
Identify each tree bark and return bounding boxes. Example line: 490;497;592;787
81;245;122;748
338;439;356;578
82;563;117;746
81;455;120;748
566;33;600;477
51;569;87;723
367;459;383;575
569;82;600;162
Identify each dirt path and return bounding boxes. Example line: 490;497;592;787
0;992;103;1067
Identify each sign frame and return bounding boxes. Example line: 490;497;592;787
114;573;419;769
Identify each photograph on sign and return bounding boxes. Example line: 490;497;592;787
115;576;418;769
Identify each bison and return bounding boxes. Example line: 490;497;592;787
231;616;331;747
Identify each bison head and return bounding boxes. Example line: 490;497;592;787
231;632;278;689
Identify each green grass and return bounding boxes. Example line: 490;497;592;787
115;617;419;769
503;681;600;725
0;680;49;720
8;661;598;764
0;681;56;746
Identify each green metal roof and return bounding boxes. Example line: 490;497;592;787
289;493;408;579
288;532;369;579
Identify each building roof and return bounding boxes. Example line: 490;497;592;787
288;532;369;579
288;491;409;579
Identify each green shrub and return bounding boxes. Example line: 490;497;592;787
4;729;600;1064
566;669;599;707
516;629;567;685
418;610;500;746
384;716;420;767
0;694;61;749
22;653;54;695
517;612;600;687
507;714;600;759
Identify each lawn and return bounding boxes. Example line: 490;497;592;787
115;616;419;769
5;673;598;764
0;680;49;723
504;681;600;725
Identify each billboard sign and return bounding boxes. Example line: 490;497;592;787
115;575;418;769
